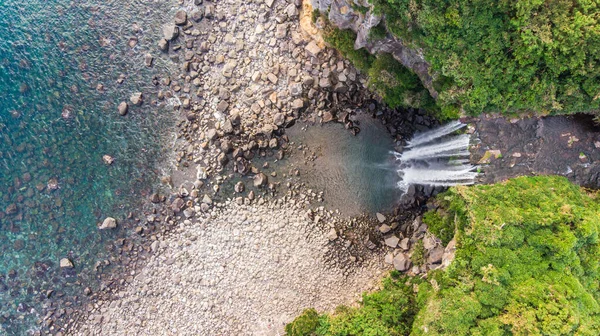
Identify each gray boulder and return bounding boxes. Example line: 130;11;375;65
163;23;179;41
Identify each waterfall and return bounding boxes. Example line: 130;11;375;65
395;122;477;190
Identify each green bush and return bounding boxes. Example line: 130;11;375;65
323;27;374;72
411;240;425;267
372;0;600;115
369;23;388;40
285;276;420;336
422;210;453;245
367;53;437;112
286;308;321;336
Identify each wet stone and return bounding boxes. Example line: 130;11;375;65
174;10;188;25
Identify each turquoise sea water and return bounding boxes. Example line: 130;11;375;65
0;0;175;333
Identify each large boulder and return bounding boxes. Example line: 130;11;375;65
130;92;143;106
428;246;444;264
393;253;412;272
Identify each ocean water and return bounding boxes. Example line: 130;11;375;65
0;0;175;333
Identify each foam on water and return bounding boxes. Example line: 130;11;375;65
395;122;478;190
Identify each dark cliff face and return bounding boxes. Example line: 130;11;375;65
311;0;438;99
471;114;600;189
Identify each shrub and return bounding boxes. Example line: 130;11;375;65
322;27;374;72
412;176;600;334
367;53;438;112
422;210;453;245
411;240;425;267
285;308;321;336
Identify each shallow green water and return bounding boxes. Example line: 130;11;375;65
0;0;175;333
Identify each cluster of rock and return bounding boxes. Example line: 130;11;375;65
376;213;455;274
71;200;386;335
42;0;455;334
150;0;380;199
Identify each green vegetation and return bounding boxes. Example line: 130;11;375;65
350;3;370;15
367;53;437;111
285;309;322;336
369;23;388;40
371;0;600;116
422;210;453;245
322;23;441;115
285;275;421;335
322;27;375;72
287;176;600;335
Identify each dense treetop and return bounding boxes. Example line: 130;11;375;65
373;0;600;116
286;176;600;335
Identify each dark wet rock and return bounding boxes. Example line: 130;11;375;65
473;114;600;189
174;10;188;25
98;217;117;230
163;24;179;41
217;152;229;166
117;101;128;116
364;234;378;250
150;193;161;203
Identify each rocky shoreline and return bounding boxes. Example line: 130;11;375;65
32;0;451;334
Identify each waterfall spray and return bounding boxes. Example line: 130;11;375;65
395;122;478;190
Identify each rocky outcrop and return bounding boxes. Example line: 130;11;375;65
309;0;437;98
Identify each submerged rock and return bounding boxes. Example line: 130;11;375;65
5;204;17;215
117;101;128;116
99;217;117;230
130;92;143;106
60;258;74;269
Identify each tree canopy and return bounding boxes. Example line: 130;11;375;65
287;176;600;335
373;0;600;116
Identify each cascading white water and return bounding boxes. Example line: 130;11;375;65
406;120;466;148
395;122;478;190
